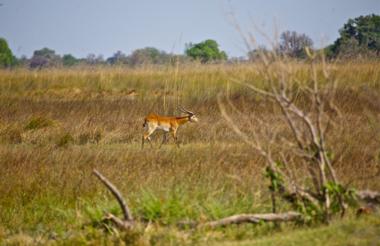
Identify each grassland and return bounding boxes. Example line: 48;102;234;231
0;62;379;245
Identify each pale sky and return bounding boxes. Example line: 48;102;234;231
0;0;379;58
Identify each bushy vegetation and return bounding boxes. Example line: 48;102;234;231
0;60;379;244
0;38;16;68
2;14;379;71
185;39;228;63
326;14;380;58
29;48;62;69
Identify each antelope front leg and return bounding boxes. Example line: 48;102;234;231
172;130;180;148
142;130;154;149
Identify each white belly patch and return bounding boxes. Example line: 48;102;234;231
157;125;170;132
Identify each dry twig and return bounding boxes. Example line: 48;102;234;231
93;169;134;230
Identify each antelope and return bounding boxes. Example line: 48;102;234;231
142;106;199;148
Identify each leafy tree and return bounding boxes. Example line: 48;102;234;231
279;31;314;58
62;54;79;67
185;39;227;63
33;47;56;58
30;47;61;68
0;38;16;68
329;14;380;58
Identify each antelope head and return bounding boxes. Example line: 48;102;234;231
179;106;199;122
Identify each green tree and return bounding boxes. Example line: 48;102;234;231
185;39;227;63
329;14;380;57
0;38;16;68
62;54;79;66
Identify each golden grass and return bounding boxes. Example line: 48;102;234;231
0;61;379;244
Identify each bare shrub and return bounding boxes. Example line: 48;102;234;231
218;48;358;223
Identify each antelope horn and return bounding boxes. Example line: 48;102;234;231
178;106;194;115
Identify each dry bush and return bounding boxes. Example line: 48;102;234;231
216;44;380;224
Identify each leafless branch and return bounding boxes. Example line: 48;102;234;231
93;169;134;229
230;78;276;99
178;212;302;229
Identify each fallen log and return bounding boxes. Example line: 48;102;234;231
357;190;380;204
178;211;302;229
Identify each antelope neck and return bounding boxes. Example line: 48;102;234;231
176;116;190;125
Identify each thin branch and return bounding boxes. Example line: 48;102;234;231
217;93;266;156
93;169;133;222
103;213;134;230
278;100;305;149
230;78;276;98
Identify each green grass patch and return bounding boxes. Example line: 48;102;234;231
24;116;54;130
214;215;380;246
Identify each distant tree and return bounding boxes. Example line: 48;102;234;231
33;47;55;58
128;47;170;66
0;38;16;68
85;54;105;65
62;54;79;67
29;56;49;69
248;46;271;61
185;39;227;63
30;47;61;68
107;50;129;65
279;31;314;58
329;14;380;58
85;53;97;65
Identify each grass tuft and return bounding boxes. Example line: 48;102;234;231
24;116;54;131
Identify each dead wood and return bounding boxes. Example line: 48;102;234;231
178;212;302;229
93;169;134;230
357;190;380;204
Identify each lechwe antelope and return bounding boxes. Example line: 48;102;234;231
142;106;198;148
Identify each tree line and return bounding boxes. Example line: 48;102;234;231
0;14;379;69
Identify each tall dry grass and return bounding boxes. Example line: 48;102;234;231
0;61;379;244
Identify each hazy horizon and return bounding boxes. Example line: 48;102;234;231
0;0;379;58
